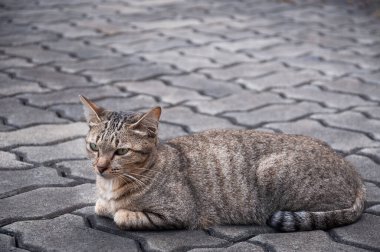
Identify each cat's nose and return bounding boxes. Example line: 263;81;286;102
96;165;108;174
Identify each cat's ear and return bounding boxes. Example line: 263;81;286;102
79;95;105;124
129;107;161;137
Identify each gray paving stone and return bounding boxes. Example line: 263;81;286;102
133;18;201;30
0;32;58;46
161;106;242;132
83;63;181;84
43;40;115;60
54;56;144;73
266;119;380;153
159;122;188;140
213;37;285;52
19;85;130;107
283;57;361;77
88;32;159;47
315;77;380;102
0;234;29;252
143;51;219;71
250;230;367;252
0;122;87;148
188;242;264;252
187;92;291;115
4;214;138;252
37;23;99;38
161;74;243;98
239;70;328;91
161;28;224;45
247;43;314;60
56;159;94;181
365;204;380;215
201;62;283;81
0;184;95;226
8;67;93;90
208;225;275;242
330;214;380;251
227;102;334;127
179;45;254;65
0;57;34;69
0;98;67;127
345;155;380;183
275;85;374;109
72;206;95;216
0;166;74;197
0;73;46;96
89;215;229;252
1;45;75;64
111;38;190;54
355;106;380;119
353;72;380;85
313;111;380;140
357;147;380;161
15;138;87;163
0;151;33;169
365;182;380;205
116;80;209;104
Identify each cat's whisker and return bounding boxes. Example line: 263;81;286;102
122;173;147;188
128;171;154;181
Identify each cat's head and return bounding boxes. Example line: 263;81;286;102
79;95;161;180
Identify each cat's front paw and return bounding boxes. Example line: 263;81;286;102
114;209;130;229
95;199;112;217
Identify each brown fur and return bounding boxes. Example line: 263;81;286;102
80;96;365;231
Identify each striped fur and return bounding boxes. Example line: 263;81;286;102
268;185;366;232
80;96;366;231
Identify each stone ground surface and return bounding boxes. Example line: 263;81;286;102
0;0;380;251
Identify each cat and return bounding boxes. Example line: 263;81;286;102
79;95;365;232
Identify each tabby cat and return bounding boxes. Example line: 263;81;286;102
80;95;365;232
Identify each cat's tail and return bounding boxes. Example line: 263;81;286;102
267;186;366;232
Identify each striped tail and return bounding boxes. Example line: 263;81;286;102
267;186;366;232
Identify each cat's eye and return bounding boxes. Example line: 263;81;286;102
89;143;99;151
115;148;129;155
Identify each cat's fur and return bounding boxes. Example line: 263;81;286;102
80;95;365;232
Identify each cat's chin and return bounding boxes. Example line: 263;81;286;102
96;173;114;180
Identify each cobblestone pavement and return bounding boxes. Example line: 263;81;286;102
0;0;380;251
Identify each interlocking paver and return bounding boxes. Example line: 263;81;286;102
0;184;95;226
238;70;328;91
15;138;87;163
3;214;139;252
250;230;367;252
345;155;380;183
0;167;74;197
1;0;380;251
83;63;181;84
0;73;46;96
0;98;68;127
0;234;29;252
187;91;291;115
18;86;130;107
8;67;93;90
161;106;242;132
226;102;334;127
89;215;230;252
115;80;209;104
161;74;243;98
274;85;375;109
0;45;75;64
314;77;380;102
0;122;87;148
266;119;380;153
188;242;265;252
208;225;274;242
330;214;380;251
0;151;33;169
56;160;94;181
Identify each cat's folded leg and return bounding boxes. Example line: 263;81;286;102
114;209;170;230
95;199;113;217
